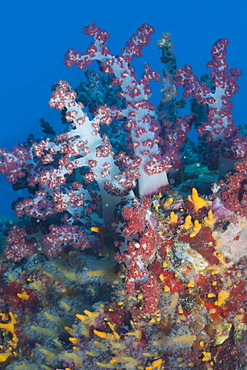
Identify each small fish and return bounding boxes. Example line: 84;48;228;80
90;226;106;235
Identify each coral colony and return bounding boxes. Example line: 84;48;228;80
0;22;247;370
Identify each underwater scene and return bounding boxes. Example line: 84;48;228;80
0;18;247;370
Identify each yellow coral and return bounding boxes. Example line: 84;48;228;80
163;197;174;208
180;215;193;230
189;219;202;237
188;188;211;212
202;351;212;361
204;210;215;227
0;312;18;363
215;290;230;306
168;211;178;223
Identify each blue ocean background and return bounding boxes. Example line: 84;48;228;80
0;0;246;217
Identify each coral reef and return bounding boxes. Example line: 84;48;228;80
0;23;246;370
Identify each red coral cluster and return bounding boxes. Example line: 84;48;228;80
176;38;246;172
115;198;162;314
4;226;39;262
220;157;247;216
